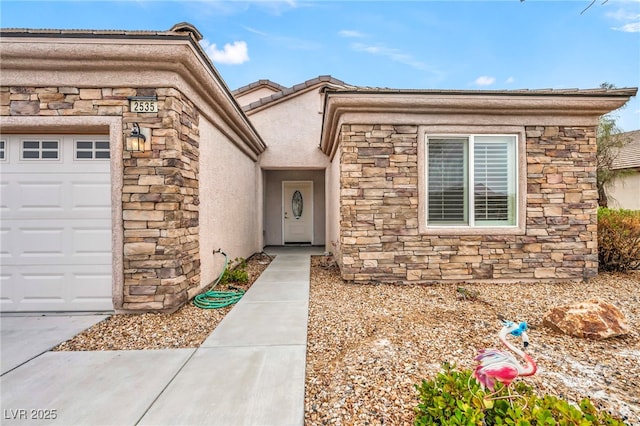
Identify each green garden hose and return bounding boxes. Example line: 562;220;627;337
193;249;245;309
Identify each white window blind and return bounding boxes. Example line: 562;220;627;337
426;135;517;227
474;140;508;222
427;139;467;224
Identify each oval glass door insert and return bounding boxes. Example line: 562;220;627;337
292;190;303;219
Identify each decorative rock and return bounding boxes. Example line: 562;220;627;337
10;100;40;115
543;299;630;339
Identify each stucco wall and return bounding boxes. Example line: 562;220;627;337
199;117;262;289
326;154;341;256
263;170;325;246
337;124;599;283
608;172;640;210
249;89;329;169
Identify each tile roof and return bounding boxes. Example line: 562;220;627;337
0;22;203;40
232;80;287;96
239;75;355;112
324;86;638;97
611;130;640;170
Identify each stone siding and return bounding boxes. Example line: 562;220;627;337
338;124;598;283
1;86;201;311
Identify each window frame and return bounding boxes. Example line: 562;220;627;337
418;126;526;236
20;138;61;161
74;139;111;161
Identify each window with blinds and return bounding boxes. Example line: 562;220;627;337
426;135;517;227
427;139;468;224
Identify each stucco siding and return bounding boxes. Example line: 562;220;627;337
250;89;329;169
608;173;640;210
263;170;326;246
199;116;261;291
326;153;341;256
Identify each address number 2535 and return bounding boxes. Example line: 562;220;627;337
130;100;158;113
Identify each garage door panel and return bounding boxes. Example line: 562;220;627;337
72;227;112;256
19;180;65;211
71;181;111;211
0;181;8;212
4;220;111;266
0;228;9;259
1;135;113;312
0;271;15;306
19;227;65;258
72;271;112;301
22;272;67;301
0;265;112;312
2;176;110;220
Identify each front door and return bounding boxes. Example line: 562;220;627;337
283;181;313;244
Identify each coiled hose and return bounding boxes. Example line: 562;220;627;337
193;249;245;309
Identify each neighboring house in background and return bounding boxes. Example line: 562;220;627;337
0;23;636;313
607;130;640;210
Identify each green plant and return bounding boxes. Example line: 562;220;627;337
598;208;640;271
220;257;249;284
414;363;626;425
595;86;634;208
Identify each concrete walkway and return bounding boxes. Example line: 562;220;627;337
0;247;323;426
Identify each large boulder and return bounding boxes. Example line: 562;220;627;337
543;299;630;340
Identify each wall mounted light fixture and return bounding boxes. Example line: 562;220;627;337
126;123;149;152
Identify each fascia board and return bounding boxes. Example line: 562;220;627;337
320;92;636;160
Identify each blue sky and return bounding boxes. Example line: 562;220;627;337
1;0;639;130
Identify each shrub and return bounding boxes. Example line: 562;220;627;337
220;257;249;284
414;363;626;425
598;208;640;271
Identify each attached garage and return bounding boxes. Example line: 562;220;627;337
1;134;113;312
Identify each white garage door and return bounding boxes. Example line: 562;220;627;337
0;135;113;312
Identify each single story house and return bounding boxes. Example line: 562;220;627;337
607;130;640;210
0;23;636;313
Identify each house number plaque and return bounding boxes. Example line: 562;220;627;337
129;97;158;113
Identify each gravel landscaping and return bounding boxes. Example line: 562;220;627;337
53;252;273;351
54;252;639;425
305;256;640;425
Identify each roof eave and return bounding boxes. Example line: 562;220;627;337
0;28;267;159
320;90;637;160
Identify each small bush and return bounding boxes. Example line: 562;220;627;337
414;363;626;425
598;208;640;271
220;257;249;284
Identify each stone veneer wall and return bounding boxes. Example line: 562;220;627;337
338;124;598;283
1;86;201;311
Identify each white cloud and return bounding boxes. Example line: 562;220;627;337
475;76;496;86
201;39;249;65
606;9;640;21
606;4;640;32
505;77;515;84
612;22;640;32
244;26;322;50
338;30;366;38
351;42;433;72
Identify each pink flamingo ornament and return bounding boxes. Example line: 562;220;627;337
473;319;537;401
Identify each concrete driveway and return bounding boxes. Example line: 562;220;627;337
0;248;317;425
1;314;109;375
